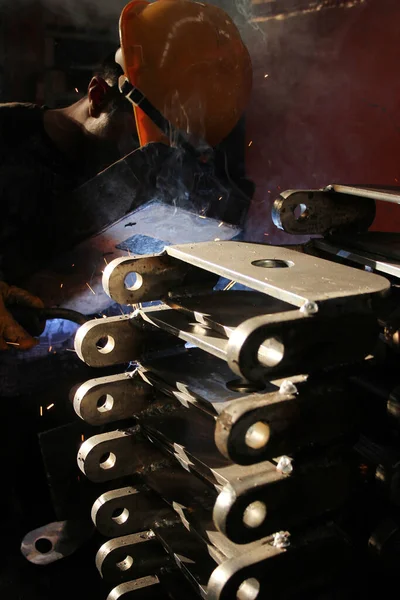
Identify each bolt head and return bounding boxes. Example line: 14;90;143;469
300;300;318;315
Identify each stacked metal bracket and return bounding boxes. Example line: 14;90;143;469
72;229;400;599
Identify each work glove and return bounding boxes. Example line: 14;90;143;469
0;281;44;351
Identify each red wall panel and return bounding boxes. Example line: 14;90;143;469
244;0;400;242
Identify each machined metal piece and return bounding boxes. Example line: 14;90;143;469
165;242;389;307
77;429;164;483
313;238;400;279
330;184;400;205
92;487;169;537
74;314;138;367
74;312;181;368
141;410;353;544
107;576;161;600
226;308;379;381
215;381;357;464
21;520;93;565
103;254;217;305
207;525;350;600
73;371;154;425
272;187;376;235
96;532;171;584
212;456;352;544
141;304;379;381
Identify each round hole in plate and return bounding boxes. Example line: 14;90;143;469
35;538;53;554
251;259;293;269
111;507;130;525
243;500;267;529
99;452;116;470
236;578;260;600
257;337;284;368
245;421;271;450
116;555;134;572
97;394;114;413
226;379;265;394
96;336;115;354
124;272;143;292
293;203;309;220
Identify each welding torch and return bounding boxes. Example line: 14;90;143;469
9;306;90;338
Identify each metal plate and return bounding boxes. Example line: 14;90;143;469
92;487;169;538
331;184;400;205
166;242;389;306
272;188;375;235
166;291;292;336
77;429;164;483
21;520;94;565
313;238;400;279
107;576;161;600
96;532;171;584
73;371;154;425
24;200;240;314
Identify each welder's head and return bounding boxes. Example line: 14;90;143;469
84;53;138;157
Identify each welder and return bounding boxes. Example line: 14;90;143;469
0;54;137;350
0;0;252;353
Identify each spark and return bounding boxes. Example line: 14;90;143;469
60;283;63;288
72;264;75;267
6;341;20;346
48;346;52;352
218;196;223;201
248;141;253;147
218;222;224;227
252;0;366;23
86;282;96;295
40;406;43;417
264;233;269;236
199;215;206;219
223;280;236;291
66;348;76;352
74;87;79;93
214;238;221;241
47;403;55;410
104;257;108;265
264;74;269;78
81;434;85;442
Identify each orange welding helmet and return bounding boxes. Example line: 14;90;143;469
117;0;252;148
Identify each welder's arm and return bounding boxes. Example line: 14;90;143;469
0;281;44;350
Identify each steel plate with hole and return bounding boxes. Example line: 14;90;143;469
73;372;153;425
96;532;172;584
21;520;94;565
166;241;388;307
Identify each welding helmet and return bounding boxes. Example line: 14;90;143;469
116;0;252;148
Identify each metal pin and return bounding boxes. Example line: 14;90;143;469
276;455;293;475
273;531;290;548
300;300;319;315
279;380;297;395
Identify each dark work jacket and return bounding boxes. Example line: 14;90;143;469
0;102;86;284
